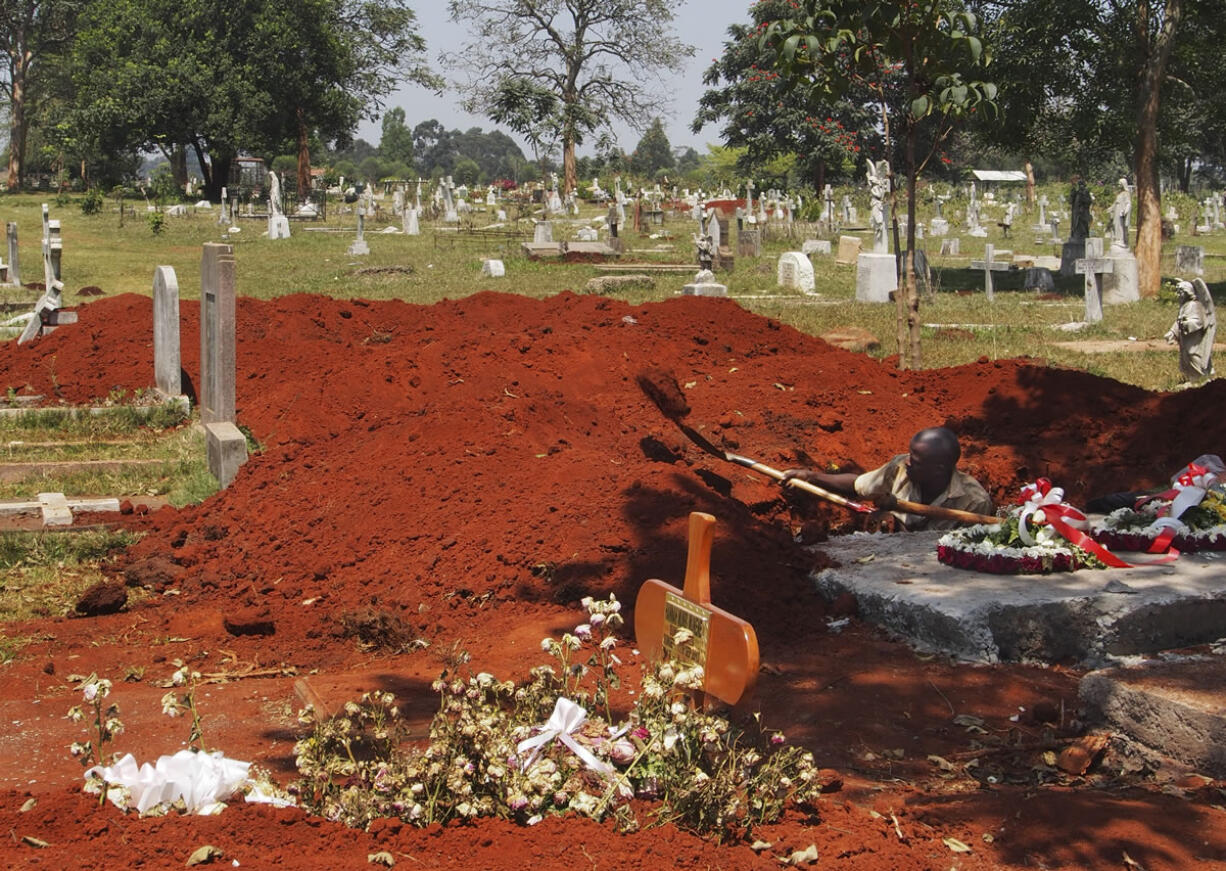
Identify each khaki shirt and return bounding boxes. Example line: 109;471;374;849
854;454;994;530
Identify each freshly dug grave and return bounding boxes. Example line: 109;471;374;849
0;291;1222;871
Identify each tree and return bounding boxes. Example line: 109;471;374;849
630;118;673;178
70;0;439;200
695;0;879;190
380;107;415;172
0;0;81;189
973;0;1205;298
445;0;693;193
765;1;995;369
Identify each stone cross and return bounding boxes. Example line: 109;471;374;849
1038;195;1049;226
823;184;834;222
18;207;70;344
1075;257;1115;323
745;179;755;217
348;201;370;256
980;243;996;301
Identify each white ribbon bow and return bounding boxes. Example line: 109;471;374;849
516;697;613;777
1018;481;1086;546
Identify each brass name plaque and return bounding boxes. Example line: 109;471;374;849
662;592;710;668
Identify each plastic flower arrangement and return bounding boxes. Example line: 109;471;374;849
1092;461;1226;553
937;480;1108;574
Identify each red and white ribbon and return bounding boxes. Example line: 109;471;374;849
1143;462;1219;552
1019;479;1174;568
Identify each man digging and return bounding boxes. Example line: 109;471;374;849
783;427;994;531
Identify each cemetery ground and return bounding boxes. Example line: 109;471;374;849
0;192;1222;869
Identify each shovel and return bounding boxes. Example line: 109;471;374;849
634;512;759;707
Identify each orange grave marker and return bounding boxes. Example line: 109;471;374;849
634;512;760;707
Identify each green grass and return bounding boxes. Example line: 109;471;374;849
0;424;217;504
0;528;139;624
2;187;1221;395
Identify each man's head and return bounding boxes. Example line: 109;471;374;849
905;427;960;492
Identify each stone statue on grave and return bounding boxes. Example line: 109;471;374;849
694;231;715;272
268;171;283;217
867;159;890;252
1111;178;1131;248
1165;278;1216;380
1069;179;1092;241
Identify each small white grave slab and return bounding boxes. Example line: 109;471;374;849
801;239;832;256
777;252;816;293
481;259;506;278
166;205;188;217
856;252;896;303
268;215;291;239
576;226;598;242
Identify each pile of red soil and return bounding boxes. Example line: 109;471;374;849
0;291;1223;870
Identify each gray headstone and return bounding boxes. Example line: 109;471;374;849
152;266;181;398
199;243;237;425
801;239;832;256
1022;267;1056;292
534;221;553;244
939;238;960;256
1175;245;1205;276
6;222;19;286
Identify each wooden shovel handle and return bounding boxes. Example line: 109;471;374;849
725;453;873;513
886;497;1000;526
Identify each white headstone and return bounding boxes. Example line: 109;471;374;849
777;252;816;293
481;259;505;278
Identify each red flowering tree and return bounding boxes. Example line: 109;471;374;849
763;0;995;369
693;0;881;189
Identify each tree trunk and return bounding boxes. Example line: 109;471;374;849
562;135;577;195
904;125;921;369
297;107;312;200
1134;0;1182;299
202;152;234;202
6;49;31;190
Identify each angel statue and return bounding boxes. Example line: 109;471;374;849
866;160;890;252
1165;278;1216;381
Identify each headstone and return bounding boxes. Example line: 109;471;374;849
152;266;181;399
982;243;996;301
403;207;420;236
1176;245;1205;276
199;243;247;488
939;238;960;256
6;222;19;287
835;235;862;265
166;204;188;217
534;221;553;244
1075;257;1114;323
856;251;896;303
777;252;816;294
928;217;949;236
737;228;761;258
681;269;727;297
801;239;832;256
268;215;291;240
200;243;236;425
481;259;505;278
1023;267;1056;292
348;204;369;256
217;187;228;225
1084;237;1105;258
1103;249;1139;305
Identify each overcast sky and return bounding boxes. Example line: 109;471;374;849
356;1;754;157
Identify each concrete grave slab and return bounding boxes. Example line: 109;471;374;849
1080;657;1226;777
811;531;1226;666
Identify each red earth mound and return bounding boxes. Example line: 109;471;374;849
0;291;1222;870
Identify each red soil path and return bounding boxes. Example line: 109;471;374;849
0;292;1222;870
